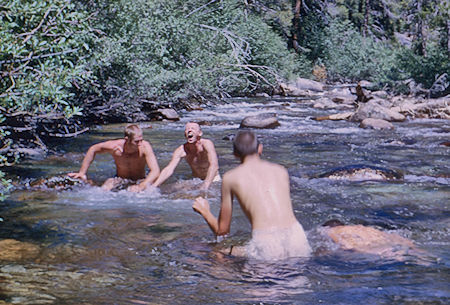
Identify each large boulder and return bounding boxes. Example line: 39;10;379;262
279;77;325;96
360;118;394;130
152;108;180;121
240;113;280;129
351;100;405;122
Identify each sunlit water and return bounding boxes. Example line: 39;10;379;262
1;97;449;304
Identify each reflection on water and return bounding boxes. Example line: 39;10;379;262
1;98;449;304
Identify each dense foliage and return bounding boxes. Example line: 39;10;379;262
89;0;303;102
0;0;96;116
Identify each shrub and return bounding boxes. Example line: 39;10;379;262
90;0;304;101
0;0;96;116
320;20;398;84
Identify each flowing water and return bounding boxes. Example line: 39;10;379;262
1;97;449;304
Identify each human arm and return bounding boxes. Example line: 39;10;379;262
199;139;219;191
67;141;113;180
193;175;233;236
128;142;161;192
152;145;185;187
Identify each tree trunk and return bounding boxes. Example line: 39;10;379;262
447;19;450;54
292;0;302;52
363;0;369;37
415;0;426;56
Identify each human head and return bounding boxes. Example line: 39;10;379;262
184;122;202;144
233;130;261;158
322;219;345;227
124;124;143;146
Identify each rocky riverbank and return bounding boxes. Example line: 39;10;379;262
1;78;448;165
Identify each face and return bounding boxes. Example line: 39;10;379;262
184;123;202;143
128;132;143;147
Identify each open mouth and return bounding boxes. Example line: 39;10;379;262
187;132;194;139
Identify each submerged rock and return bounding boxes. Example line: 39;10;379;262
0;239;40;261
29;176;92;190
318;164;403;181
360;118;394;130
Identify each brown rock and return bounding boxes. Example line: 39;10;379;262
240;113;280;129
0;239;40;261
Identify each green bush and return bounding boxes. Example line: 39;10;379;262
319;20;398;84
0;0;96;116
397;42;450;90
90;0;304;101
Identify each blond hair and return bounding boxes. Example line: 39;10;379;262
124;124;142;139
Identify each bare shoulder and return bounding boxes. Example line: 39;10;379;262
141;140;155;153
97;138;124;149
201;138;216;149
223;167;239;182
263;160;288;175
174;144;187;158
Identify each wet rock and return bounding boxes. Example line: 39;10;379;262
313;112;354;121
318;164;403;181
331;95;356;106
29;176;92;190
152;108;180;121
372;90;389;99
240;113;280;129
14;147;47;160
351;100;405;122
222;134;235;141
440;141;450;147
0;239;40;261
391;96;450;119
279;77;324;96
313;96;354;110
313;98;338;109
198;120;212;126
360;118;394;130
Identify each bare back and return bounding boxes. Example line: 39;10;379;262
223;157;298;231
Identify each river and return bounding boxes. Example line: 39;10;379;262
1;97;449;304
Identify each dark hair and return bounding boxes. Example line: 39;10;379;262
233;131;259;157
322;219;345;227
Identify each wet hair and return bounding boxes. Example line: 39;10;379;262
185;121;201;130
124;124;142;139
233;130;259;157
322;219;345;227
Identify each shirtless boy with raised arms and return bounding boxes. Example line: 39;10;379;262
68;124;160;192
153;122;219;191
193;130;311;260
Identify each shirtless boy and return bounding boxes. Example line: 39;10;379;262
152;122;219;191
68;124;160;192
192;130;311;260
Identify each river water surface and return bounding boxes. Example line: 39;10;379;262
1;97;449;304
